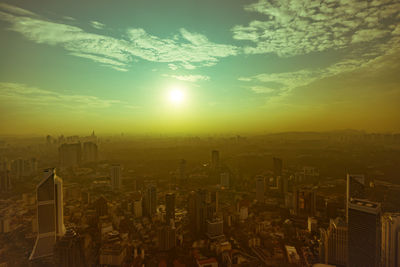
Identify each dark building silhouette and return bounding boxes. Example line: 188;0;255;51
0;170;11;191
348;198;381;267
211;150;219;170
273;157;283;177
30;169;65;264
165;192;175;226
82;142;98;163
54;228;86;267
59;143;82;168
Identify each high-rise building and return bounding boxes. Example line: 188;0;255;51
346;174;366;222
0;170;11;191
348;198;381;267
193;189;208;236
95;195;108;217
54;228;86;267
158;224;176;251
30;169;65;262
110;164;121;191
206;218;223;239
295;187;316;217
255;176;265;203
165;193;175;226
133;195;142;218
381;213;400;267
144;182;157;217
273;157;283;177
82;141;98;163
59;143;82;168
178;159;187;185
323;217;348;266
211;150;220;170
220;172;230;188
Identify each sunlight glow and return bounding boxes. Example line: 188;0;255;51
169;89;184;105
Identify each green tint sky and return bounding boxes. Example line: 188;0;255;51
0;0;399;135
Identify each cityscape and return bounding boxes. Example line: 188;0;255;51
1;132;400;266
1;0;400;266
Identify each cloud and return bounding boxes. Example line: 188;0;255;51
233;0;400;57
0;4;238;71
0;82;121;109
163;74;210;82
90;20;105;30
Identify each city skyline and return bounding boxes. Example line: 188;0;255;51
0;0;400;135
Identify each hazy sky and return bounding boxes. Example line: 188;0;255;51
0;0;399;135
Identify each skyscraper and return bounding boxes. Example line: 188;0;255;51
144;182;157;217
211;150;220;170
273;157;283;177
165;192;175;226
82;141;98;163
324;217;347;266
255;175;264;203
381;213;400;267
59;143;82;169
30;168;65;262
346;174;366;222
348;198;381;267
54;228;86;267
0;170;11;191
110;164;121;191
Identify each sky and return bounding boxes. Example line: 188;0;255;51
0;0;399;135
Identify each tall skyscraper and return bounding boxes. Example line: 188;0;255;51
348;198;381;267
381;213;400;267
273;157;283;177
158;224;176;251
323;217;348;266
255;175;265;203
178;159;187;185
82;141;98;163
0;170;11;191
144;182;157;217
165;192;175;226
211;150;220;170
295;187;316;217
30;169;65;262
346;174;366;222
54;228;86;267
110;164;121;191
59;143;82;168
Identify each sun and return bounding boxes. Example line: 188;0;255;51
169;89;184;105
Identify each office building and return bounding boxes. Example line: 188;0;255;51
59;143;82;168
211;150;220;170
82;141;98;163
346;174;365;222
322;217;348;267
165;192;175;226
54;228;85;267
206;218;223;239
30;169;65;262
295;187;316;217
220;172;230;188
348;198;381;267
255;175;265;203
382;213;400;267
273;157;283;177
144;182;157;217
158;224;176;251
0;170;11;191
110;164;121;191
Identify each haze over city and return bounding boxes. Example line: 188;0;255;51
1;1;400;267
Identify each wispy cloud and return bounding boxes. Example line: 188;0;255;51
232;0;400;57
90;20;105;30
163;74;210;82
0;4;238;71
0;82;121;109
